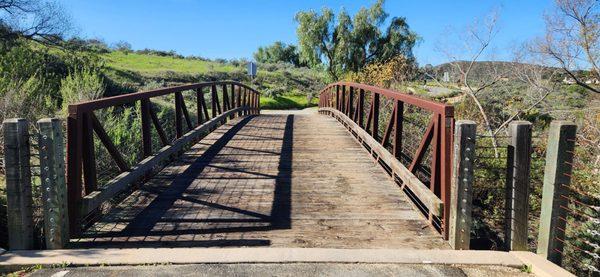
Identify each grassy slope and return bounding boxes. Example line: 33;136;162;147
103;52;236;75
102;52;324;109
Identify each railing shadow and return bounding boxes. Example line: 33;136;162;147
73;114;294;248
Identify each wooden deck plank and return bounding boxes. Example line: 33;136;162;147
73;110;448;249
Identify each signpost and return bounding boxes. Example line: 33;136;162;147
248;62;257;79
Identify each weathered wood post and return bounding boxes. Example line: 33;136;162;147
449;120;476;250
504;121;533;251
2;118;34;250
38;118;70;249
537;121;577;265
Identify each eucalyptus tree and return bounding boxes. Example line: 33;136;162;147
295;0;418;80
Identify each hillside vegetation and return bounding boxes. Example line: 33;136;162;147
104;51;237;75
101;51;326;109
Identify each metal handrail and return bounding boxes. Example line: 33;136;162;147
318;81;454;239
66;80;260;235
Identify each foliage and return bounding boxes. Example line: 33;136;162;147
103;51;236;75
63;38;111;53
135;48;184;59
95;106;143;183
344;55;417;87
295;0;417;79
0;42;59;121
254;41;303;66
260;94;317;110
59;66;105;114
0;40;103;122
112;41;132;53
264;86;286;98
536;0;599;94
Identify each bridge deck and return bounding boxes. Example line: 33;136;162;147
73;109;448;249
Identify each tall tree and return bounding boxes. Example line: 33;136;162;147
537;0;599;93
254;41;302;66
295;0;417;80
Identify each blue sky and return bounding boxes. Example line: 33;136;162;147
62;0;554;65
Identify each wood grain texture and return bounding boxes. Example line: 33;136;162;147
73;110;448;249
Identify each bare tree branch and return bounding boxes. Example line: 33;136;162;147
0;0;71;45
538;0;600;93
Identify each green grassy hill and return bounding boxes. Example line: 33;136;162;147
101;51;327;109
104;52;236;75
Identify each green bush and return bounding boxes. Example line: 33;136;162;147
264;86;287;98
0;42;63;121
60;67;105;114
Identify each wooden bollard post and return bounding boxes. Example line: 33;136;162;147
38;118;70;249
2;118;34;250
449;120;476;250
537;121;577;265
504;121;533;251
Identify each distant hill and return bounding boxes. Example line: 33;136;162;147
428;61;559;83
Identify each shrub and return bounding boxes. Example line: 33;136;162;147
60;67;105;114
0;41;64;122
345;55;418;87
264;86;287;98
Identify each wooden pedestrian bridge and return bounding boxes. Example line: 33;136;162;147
0;80;583;276
2;80;471;251
50;80;458;250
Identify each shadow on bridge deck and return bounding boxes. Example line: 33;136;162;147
72;110;448;249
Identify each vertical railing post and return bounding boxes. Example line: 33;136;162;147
66;107;83;236
196;87;204;125
141;99;152;157
341;85;347;115
430;115;440;195
251;92;256;115
449;120;476;250
175;91;184;138
2;118;34;250
505;121;533;251
38;118;69;249
251;91;255;114
328;88;331;108
441;111;454;240
537;121;577;265
347;86;354;119
335;85;340;111
358;89;365;128
256;91;260;115
81;112;97;193
242;88;247;116
246;88;250;115
237;86;242;116
210;85;218;118
222;84;229;113
248;91;252;115
393;100;404;158
230;84;236;119
372;93;380;140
